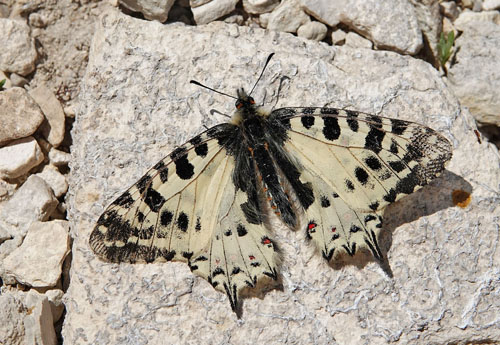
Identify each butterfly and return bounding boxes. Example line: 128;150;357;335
89;53;452;315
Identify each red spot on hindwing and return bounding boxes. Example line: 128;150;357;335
249;255;255;260
308;222;317;230
331;227;336;232
262;237;272;245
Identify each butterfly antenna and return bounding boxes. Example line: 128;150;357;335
249;53;275;96
190;80;237;100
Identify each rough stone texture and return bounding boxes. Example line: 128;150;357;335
64;9;500;344
119;0;175;22
28;84;66;148
0;226;10;243
35;165;68;198
440;1;459;20
297;20;328;41
24;290;57;345
454;9;500;29
3;220;70;287
48;148;71;167
483;0;500;10
242;0;279;14
45;289;65;323
192;0;239;24
301;0;423;55
331;28;347;45
267;0;310;33
344;31;373;49
0;18;37;76
410;0;442;67
0;87;44;145
447;21;500;126
0;137;44;179
0;293;26;345
0;176;58;236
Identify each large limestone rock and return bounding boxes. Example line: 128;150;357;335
64;8;499;345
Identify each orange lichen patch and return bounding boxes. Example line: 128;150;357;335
452;190;471;208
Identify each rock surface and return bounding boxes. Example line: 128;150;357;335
0;293;26;345
0;137;44;179
0;18;37;76
29;84;66;148
24;290;57;345
64;9;500;344
297;20;328;41
447;21;500;126
35;165;68;198
192;0;239;24
0;176;58;236
301;0;423;54
267;0;310;33
0;87;44;145
3;221;70;287
119;0;175;22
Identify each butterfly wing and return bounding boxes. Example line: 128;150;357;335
269;107;452;261
90;124;279;312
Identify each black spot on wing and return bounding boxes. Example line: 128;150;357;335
390;140;399;154
364;155;382;171
113;191;134;208
345;179;355;191
136;174;152;194
137;211;145;223
189;135;202;145
323;117;340;141
391;119;408;135
302;107;315;114
143;186;165;212
182;251;193;260
153;161;169;184
350;225;361;233
177;212;189;232
195;217;201;231
171;148;195;180
354;167;369;185
194;142;208;157
320;196;330;208
346;110;359;132
224;229;232;236
237;224;248;237
320;107;339;115
364;127;385;154
160;210;173;226
332;192;339;198
301;116;315;129
389;160;405;173
369;201;379;211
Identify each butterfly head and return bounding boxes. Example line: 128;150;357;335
235;88;255;110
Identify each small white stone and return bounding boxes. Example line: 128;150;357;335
454;10;500;30
28;84;66;148
9;73;29;88
440;1;459;20
44;289;65;323
259;12;270;27
331;28;347;45
35;165;68;198
190;0;211;8
24;290;57;345
63;104;76;118
3;220;70;288
267;0;310;33
192;0;239;24
297;21;328;41
0;87;45;145
242;0;279;14
0;137;44;179
48;148;71;167
483;0;500;10
0;19;37;76
0;293;25;345
119;0;175;22
0;176;58;235
345;31;373;49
